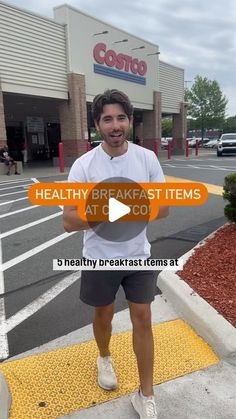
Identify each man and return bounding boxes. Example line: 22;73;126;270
63;89;169;418
0;145;20;175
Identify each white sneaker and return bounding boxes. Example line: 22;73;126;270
131;391;158;418
96;356;118;390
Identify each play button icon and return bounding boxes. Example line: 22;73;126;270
109;198;131;222
85;177;151;242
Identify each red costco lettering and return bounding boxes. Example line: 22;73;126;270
130;58;139;74
104;49;117;67
93;43;147;76
93;42;106;64
138;61;147;76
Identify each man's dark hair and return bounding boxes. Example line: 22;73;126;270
92;89;133;123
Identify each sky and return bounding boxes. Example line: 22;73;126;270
2;0;236;116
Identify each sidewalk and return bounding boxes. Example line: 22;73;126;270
1;292;236;419
0;148;213;182
0;162;69;182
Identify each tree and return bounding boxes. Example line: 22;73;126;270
185;76;228;139
223;116;236;133
161;118;172;137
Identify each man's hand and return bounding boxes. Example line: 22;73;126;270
156;206;169;219
63;206;101;232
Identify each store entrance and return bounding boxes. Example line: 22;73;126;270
46;123;61;160
6;125;24;162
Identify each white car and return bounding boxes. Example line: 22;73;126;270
161;137;172;149
205;139;219;148
217;133;236;156
187;138;201;148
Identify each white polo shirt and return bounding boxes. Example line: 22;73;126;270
68;142;165;259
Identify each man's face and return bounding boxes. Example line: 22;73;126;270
95;104;133;148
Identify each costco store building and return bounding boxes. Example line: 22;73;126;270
0;1;187;164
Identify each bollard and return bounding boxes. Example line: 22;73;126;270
195;139;199;156
185;138;189;158
58;142;64;173
168;140;172;159
154;139;159;156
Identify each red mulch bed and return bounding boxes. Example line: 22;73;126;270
178;223;236;328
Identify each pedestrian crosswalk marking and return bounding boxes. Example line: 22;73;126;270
165;176;223;196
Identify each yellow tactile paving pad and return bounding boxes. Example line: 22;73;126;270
165;175;223;196
0;319;219;419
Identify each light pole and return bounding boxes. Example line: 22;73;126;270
131;46;145;50
146;52;160;56
113;39;128;44
92;30;109;36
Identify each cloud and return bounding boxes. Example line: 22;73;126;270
2;0;236;115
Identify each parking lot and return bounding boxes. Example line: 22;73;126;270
0;151;234;358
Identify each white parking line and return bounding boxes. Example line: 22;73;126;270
162;164;234;171
0;182;32;191
0;190;26;197
0;205;39;219
0;177;39;207
0;211;63;239
0;299;8;359
208;165;229;170
0;237;9;359
186;164;202;169
5;272;81;333
0;196;28;207
0;178;32;185
0;176;65;359
2;231;76;272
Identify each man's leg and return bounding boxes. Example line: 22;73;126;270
5;162;10;175
93;303;118;390
93;303;114;356
128;301;154;396
13;160;20;174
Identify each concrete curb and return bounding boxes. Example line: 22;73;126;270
157;228;236;359
0;372;11;419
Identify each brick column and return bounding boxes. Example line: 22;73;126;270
134;123;143;140
142;91;162;151
0;89;7;148
172;102;187;155
59;73;88;165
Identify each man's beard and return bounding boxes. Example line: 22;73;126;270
101;131;129;148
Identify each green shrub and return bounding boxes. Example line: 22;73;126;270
224;204;236;222
223;173;236;222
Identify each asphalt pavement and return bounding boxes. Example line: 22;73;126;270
0;152;229;357
0;150;236;418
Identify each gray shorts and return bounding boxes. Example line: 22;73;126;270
80;270;157;307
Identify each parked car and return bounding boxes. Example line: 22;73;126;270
90;139;103;148
187;138;197;148
187;138;202;148
204;139;219;149
161;137;173;149
202;138;211;147
216;133;236;156
161;138;168;148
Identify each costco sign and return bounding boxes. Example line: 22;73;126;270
93;43;147;85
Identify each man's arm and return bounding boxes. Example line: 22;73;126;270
63;206;91;232
156;205;169;219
